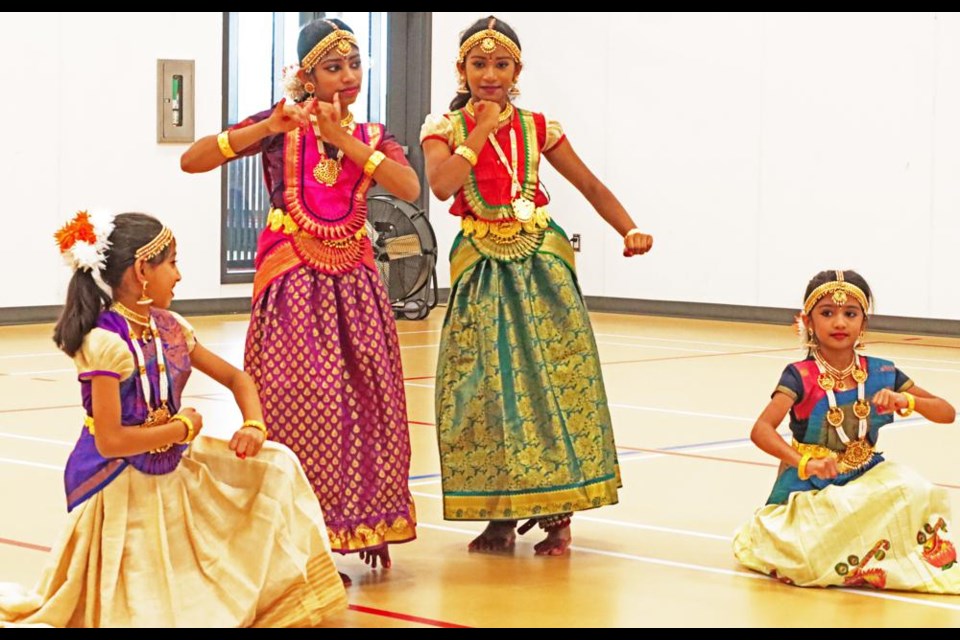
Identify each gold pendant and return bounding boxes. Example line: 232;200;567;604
852;368;868;384
826;406;845;427
143;405;171;428
817;373;836;392
143;404;173;453
839;438;873;471
512;196;535;222
313;158;341;186
853;399;871;419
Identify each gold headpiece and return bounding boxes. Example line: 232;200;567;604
135;227;173;262
301;22;358;71
802;270;870;315
457;18;521;64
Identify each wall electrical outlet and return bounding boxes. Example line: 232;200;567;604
570;234;581;252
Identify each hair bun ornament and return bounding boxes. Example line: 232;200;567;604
54;210;114;273
281;64;307;102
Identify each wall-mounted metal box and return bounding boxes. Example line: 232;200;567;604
157;59;195;143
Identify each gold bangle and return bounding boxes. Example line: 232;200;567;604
217;130;237;159
797;453;813;481
897;392;916;417
172;413;196;444
453;145;478;167
242;419;269;439
363;150;387;177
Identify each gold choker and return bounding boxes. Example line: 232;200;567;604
111;302;150;327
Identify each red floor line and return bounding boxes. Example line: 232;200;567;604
408;420;435;426
347;604;470;628
0;537;51;552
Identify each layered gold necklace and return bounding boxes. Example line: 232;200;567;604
814;350;871;465
813;350;865;392
311;112;356;186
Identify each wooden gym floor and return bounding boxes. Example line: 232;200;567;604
2;308;959;627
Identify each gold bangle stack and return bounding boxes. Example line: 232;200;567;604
173;413;196;444
217;130;237;159
363;150;387;177
797;452;813;481
242;419;269;439
454;145;478;167
897;392;916;417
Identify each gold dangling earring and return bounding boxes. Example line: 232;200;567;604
508;83;521;98
137;280;153;306
805;329;817;349
456;76;469;95
855;332;865;350
304;81;316;96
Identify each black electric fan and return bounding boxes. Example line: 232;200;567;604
365;194;439;320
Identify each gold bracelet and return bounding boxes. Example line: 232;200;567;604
897;392;916;417
797;453;813;481
242;419;269;438
172;413;196;444
363;150;387;177
453;145;478;167
217;130;237;159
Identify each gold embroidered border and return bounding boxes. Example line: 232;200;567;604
442;475;620;521
253;243;303;302
326;513;417;552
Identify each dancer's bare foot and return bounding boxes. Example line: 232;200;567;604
533;522;571;556
468;520;517;553
359;545;391;569
339;571;352;587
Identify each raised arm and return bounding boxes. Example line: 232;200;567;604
543;139;653;257
180;99;309;174
421;101;500;201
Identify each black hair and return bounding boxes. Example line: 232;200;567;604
449;16;522;111
298;17;355;68
53;213;172;357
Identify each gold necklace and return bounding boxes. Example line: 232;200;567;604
814;350;865;391
465;101;514;127
310;112;356;186
112;302;150;328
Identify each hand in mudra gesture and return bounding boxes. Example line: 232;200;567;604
311;92;350;140
264;98;313;135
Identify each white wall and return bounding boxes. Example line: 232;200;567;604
0;12;246;309
2;13;958;321
428;12;960;320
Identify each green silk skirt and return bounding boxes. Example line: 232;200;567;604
436;222;621;521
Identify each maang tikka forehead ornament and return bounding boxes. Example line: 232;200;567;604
300;20;358;70
457;17;521;65
802;269;870;316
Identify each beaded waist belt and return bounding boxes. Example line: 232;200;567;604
267;207;369;275
793;438;876;474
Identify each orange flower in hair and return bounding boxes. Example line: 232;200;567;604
54;210;97;252
54;209;115;274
